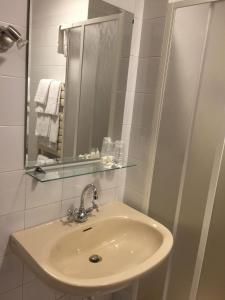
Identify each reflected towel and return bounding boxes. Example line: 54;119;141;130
35;105;45;113
58;26;68;57
35;114;50;137
49;116;59;144
45;80;61;115
49;116;59;143
34;79;52;105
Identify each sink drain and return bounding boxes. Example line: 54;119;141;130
89;254;102;263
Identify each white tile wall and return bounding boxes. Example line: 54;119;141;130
0;254;23;294
0;77;25;126
0;126;24;172
0;0;168;299
124;0;167;214
0;287;22;300
0;171;26;216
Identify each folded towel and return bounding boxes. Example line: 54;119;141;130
35;114;50;137
34;79;52;105
49;116;59;143
45;80;61;115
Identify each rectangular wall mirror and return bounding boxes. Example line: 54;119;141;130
25;0;133;168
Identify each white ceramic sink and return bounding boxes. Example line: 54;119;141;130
10;201;173;296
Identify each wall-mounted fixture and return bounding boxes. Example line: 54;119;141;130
0;25;28;52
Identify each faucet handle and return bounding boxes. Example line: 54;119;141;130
66;207;78;221
92;200;99;212
66;208;74;216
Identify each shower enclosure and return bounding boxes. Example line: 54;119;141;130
139;0;225;300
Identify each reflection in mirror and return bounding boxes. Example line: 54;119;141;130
26;0;133;168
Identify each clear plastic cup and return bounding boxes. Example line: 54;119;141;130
114;140;125;166
101;137;114;165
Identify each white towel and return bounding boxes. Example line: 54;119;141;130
35;114;50;137
34;79;52;105
45;80;61;115
49;116;59;143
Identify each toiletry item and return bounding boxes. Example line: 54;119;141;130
114;140;125;167
101;137;113;157
101;137;115;166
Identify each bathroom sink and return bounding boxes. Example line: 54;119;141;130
10;201;173;296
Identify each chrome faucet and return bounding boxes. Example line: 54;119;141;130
67;184;99;223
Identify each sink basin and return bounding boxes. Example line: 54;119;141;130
10;201;173;296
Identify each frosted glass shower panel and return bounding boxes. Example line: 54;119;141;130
64;27;82;158
77;19;119;155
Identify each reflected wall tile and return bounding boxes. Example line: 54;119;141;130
31;46;66;67
129;126;151;162
140;17;165;58
135;57;160;93
31;26;59;47
132;92;155;129
143;0;168;19
104;0;135;13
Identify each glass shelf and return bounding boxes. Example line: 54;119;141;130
26;160;136;182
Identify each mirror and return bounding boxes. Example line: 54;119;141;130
26;0;133;168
